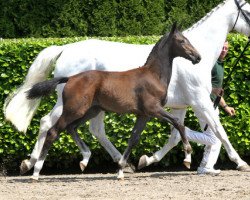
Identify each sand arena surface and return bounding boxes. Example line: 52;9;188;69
0;170;249;200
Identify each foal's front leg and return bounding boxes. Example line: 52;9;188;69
138;108;187;170
157;108;192;154
117;116;149;180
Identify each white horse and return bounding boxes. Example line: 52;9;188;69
4;0;250;180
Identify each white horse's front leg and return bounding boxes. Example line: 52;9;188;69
193;102;249;170
214;124;248;168
138;108;186;169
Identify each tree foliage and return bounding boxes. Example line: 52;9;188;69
0;0;226;38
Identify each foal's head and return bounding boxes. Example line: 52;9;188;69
167;23;201;64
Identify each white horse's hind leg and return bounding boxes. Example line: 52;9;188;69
20;113;55;175
20;90;63;178
31;103;64;180
29;105;62;180
89;111;122;162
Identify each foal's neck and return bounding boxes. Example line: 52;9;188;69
145;44;174;85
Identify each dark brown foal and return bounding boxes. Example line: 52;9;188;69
27;23;201;179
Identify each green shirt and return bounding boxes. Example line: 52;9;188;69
210;60;224;101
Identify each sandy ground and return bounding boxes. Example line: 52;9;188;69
0;170;250;200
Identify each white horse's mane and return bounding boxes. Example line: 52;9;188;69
186;0;229;32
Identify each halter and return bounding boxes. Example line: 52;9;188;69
232;0;250;30
204;0;250;131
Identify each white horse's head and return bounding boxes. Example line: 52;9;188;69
231;0;250;36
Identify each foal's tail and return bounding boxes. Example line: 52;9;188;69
3;45;65;133
27;77;69;99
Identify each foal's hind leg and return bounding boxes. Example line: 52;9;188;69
69;106;103;171
117;116;149;180
32;100;95;180
67;125;91;172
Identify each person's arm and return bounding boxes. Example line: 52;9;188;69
219;96;236;116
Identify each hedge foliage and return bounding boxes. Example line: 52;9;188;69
0;0;224;38
0;34;250;173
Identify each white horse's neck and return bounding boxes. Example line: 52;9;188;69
165;0;250;108
183;0;238;70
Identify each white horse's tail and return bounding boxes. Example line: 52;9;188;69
3;45;65;133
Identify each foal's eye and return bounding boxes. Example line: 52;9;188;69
180;40;185;44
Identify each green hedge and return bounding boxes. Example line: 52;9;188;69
0;34;250;173
0;0;224;38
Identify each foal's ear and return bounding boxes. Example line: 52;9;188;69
170;22;178;35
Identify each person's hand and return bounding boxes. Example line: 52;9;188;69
224;105;236;116
212;88;224;96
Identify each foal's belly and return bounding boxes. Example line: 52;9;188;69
96;94;139;115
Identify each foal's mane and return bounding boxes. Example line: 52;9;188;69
185;0;229;32
144;32;170;65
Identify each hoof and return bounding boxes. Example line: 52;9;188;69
137;155;148;170
183;160;191;169
237;164;250;172
117;169;124;180
79;161;86;171
124;163;135;173
20;159;30;175
31;175;39;182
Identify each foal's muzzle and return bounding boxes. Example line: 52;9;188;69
191;54;201;64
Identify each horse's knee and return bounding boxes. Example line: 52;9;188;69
89;111;105;135
169;128;181;147
89;121;105;137
89;123;99;136
46;128;59;142
213;126;229;145
211;136;222;147
40;115;53;130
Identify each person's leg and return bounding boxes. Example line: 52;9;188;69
197;138;222;175
191;107;221;174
